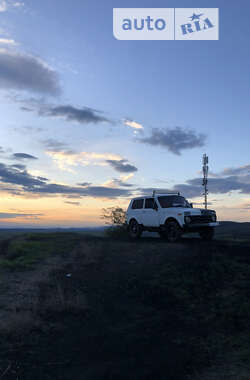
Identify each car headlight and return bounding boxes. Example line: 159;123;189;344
211;214;217;222
185;216;191;224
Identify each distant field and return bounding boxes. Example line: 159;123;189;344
0;220;249;241
0;227;106;240
0;224;249;379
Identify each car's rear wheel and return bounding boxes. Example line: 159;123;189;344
165;220;182;243
199;227;214;241
128;219;142;239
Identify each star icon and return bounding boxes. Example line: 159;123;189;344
189;13;203;21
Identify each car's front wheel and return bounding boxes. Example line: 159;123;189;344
165;220;182;243
199;227;214;241
158;231;167;239
128;219;142;239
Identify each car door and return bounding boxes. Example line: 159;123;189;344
141;198;159;227
130;198;144;224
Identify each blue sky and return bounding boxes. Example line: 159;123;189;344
0;0;249;226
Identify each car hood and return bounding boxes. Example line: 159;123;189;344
188;208;216;215
164;208;215;215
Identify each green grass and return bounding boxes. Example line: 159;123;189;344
0;232;82;270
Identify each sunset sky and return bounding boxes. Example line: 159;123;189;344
0;0;250;227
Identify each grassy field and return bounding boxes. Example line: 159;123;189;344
0;225;249;379
0;232;82;270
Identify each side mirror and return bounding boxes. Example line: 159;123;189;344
153;202;158;211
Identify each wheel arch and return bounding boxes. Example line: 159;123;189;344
164;217;182;228
128;217;139;225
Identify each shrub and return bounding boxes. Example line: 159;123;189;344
101;206;128;239
105;224;128;239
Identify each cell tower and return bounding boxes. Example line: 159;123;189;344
202;154;209;209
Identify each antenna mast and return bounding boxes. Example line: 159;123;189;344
202;154;209;209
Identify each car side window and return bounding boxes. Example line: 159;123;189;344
157;196;173;208
131;199;144;209
145;198;154;209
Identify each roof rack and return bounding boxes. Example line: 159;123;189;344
152;190;180;197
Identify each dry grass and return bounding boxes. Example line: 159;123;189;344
38;272;88;314
192;361;250;380
0;233;249;379
0;309;40;336
0;239;101;336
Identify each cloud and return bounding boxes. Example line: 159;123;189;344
46;150;122;171
102;172;135;188
16;97;111;125
137;127;206;155
0;1;24;12
239;203;250;210
136;163;250;199
37;104;110;124
42;138;68;152
135;184;202;199
164;176;250;199
102;178;134;188
0;162;132;199
0;212;42;219
77;182;92;187
175;174;250;198
0;49;61;95
64;201;81;206
11;163;26;170
14;126;44;134
0;0;7;11
124;119;144;130
186;176;247;194
106;159;138;173
20;106;32;112
221;165;250;176
12;153;38;160
0;162;46;187
12;1;24;7
26;183;132;198
120;173;134;182
0;38;17;45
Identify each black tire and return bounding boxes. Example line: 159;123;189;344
158;231;167;239
128;219;142;239
199;227;214;241
165;220;182;243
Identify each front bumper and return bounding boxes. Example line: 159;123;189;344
184;222;219;229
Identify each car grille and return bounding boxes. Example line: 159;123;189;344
190;215;213;224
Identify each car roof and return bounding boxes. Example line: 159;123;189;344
130;196;151;201
130;194;180;200
130;197;146;200
155;194;181;196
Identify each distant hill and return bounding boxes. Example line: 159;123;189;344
216;221;250;240
0;227;107;240
0;222;249;241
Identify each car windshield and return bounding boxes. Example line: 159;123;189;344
157;195;191;208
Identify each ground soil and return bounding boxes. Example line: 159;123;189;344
0;235;249;379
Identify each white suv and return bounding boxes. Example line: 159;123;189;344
126;191;219;242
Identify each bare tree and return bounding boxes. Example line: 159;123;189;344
101;207;126;226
